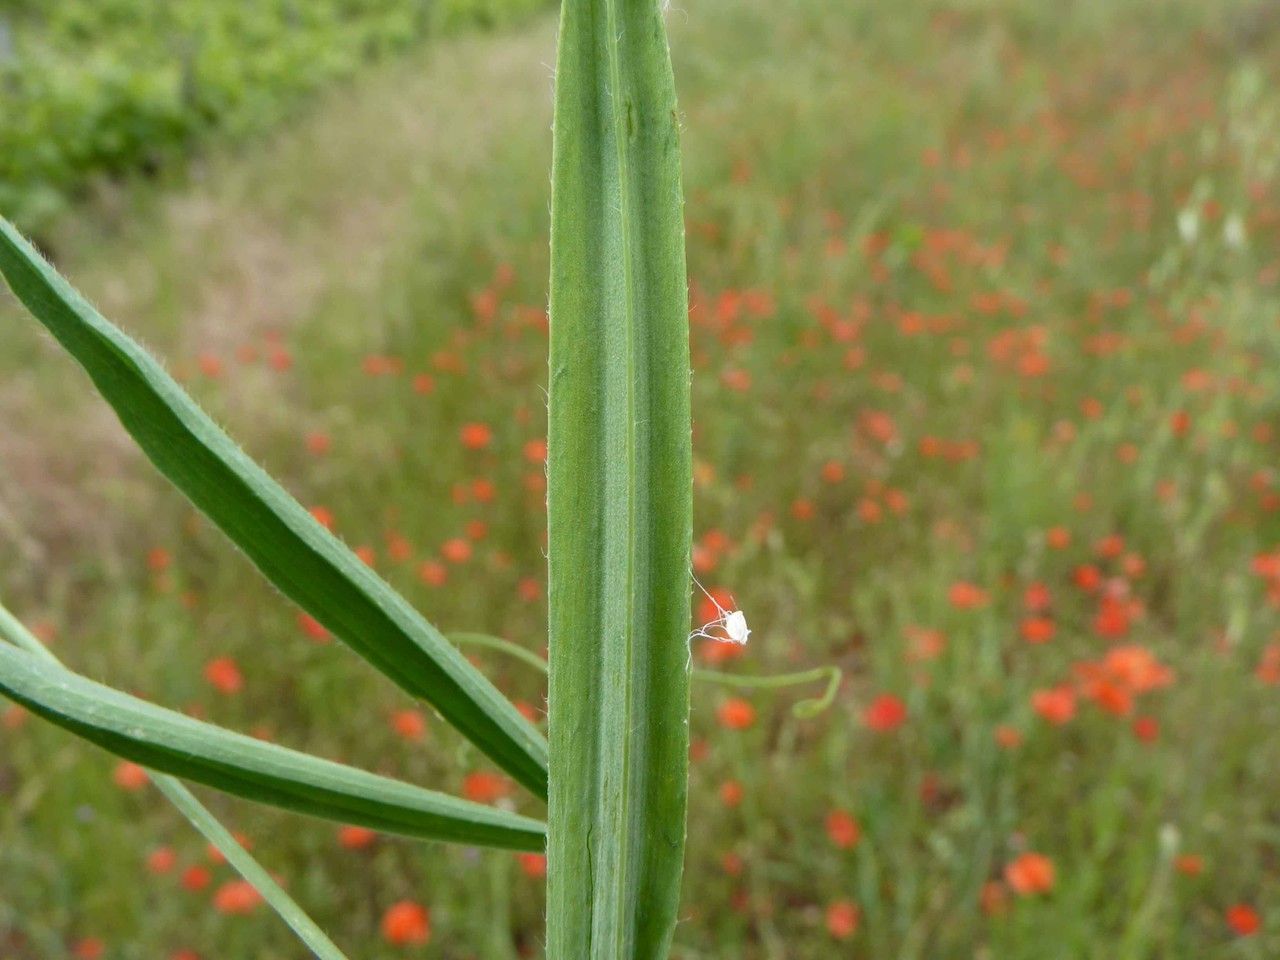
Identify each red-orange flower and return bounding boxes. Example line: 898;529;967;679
460;423;492;450
203;657;243;695
863;694;907;732
213;880;262;915
462;771;510;803
181;866;211;892
391;709;427;742
948;581;988;610
146;847;176;874
717;697;756;730
1020;617;1055;644
1004;852;1055;896
825;809;861;849
825;900;860;939
382;901;431;946
338;826;377;850
113;761;148;792
1225;904;1260;936
1031;686;1075;725
518;853;547;879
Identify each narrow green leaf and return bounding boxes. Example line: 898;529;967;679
0;603;352;960
0;642;545;851
151;776;352;960
547;0;692;956
0;217;547;799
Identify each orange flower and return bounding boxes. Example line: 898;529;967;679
73;938;104;959
1092;596;1131;638
1225;904;1260;936
460;423;492;450
441;538;472;564
338;825;377;850
719;780;744;807
1023;581;1052;611
1046;526;1071;549
212;880;262;915
948;581;988;610
980;880;1009;916
419;560;448;586
717;698;756;730
146;847;176;874
862;694;907;732
181;865;211;892
1131;716;1159;742
305;431;331;456
1004;852;1055;896
1073;564;1102;592
203;657;243;696
518;853;547;878
1020;617;1055;644
523;438;548;463
390;709;427;742
1031;686;1075;725
821;460;845;484
463;771;510;803
298;613;329;642
825;810;861;849
382;901;431;946
994;725;1023;749
825;900;860;939
1174;854;1204;877
113;761;148;792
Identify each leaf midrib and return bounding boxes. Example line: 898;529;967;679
601;0;641;952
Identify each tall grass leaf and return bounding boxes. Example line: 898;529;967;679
0;642;545;851
0;217;548;799
546;0;692;955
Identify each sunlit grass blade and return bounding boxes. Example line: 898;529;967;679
0;604;352;960
0;216;548;800
546;0;692;955
0;641;545;851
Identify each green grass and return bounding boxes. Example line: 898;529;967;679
4;0;1280;957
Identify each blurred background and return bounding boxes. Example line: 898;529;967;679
3;0;1280;956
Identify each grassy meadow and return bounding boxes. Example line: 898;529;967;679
5;0;1280;956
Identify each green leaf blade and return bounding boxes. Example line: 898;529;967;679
0;642;545;851
0;217;548;800
546;0;693;956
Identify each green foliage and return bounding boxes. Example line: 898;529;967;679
0;642;545;850
546;0;692;956
0;217;549;800
0;0;550;233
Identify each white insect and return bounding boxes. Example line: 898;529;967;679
689;574;751;646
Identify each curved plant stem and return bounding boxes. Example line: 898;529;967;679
450;631;840;718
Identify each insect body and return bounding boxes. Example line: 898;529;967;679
689;575;751;646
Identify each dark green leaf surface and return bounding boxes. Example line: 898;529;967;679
546;0;692;956
0;217;548;799
0;642;545;851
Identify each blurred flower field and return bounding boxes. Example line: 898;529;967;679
4;0;1280;957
